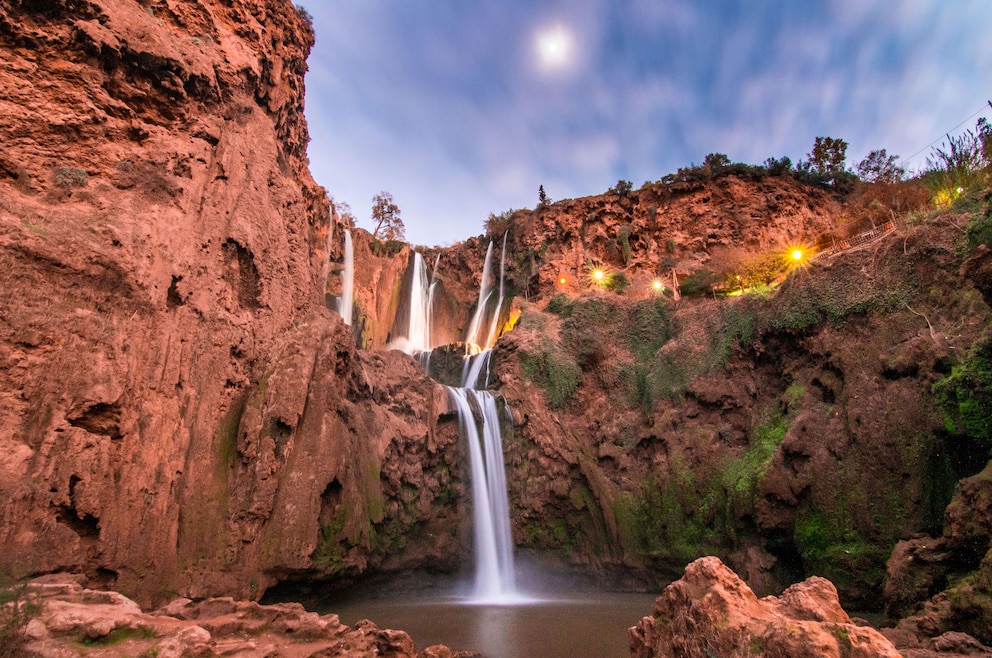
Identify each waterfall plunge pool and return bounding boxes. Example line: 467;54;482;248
326;590;658;658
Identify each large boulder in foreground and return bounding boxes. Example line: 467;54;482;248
629;556;901;658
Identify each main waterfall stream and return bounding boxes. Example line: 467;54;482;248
320;237;658;657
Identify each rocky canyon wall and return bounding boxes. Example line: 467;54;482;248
0;0;463;605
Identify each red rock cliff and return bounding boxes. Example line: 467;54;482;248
0;0;463;605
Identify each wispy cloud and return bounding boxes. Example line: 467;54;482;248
297;0;992;245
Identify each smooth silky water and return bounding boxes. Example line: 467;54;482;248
326;590;658;658
326;238;660;656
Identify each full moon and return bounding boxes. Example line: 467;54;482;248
535;24;573;71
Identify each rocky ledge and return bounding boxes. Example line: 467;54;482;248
11;574;477;658
629;557;992;658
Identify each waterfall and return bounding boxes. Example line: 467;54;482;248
321;216;335;299
483;232;508;350
451;233;521;603
449;382;517;602
337;229;354;326
389;251;434;356
463;241;495;350
389;236;519;601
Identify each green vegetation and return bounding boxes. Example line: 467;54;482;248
78;626;156;646
933;336;992;471
216;394;246;469
710;301;760;366
603;270;630;294
944;554;992;644
922;117;992;201
485;209;516;237
52;165;88;192
723;413;788;521
627;298;672;360
520;343;582;408
617;409;793;563
371;238;406;256
0;571;39;658
313;509;348;572
792;509;887;593
617;225;632;266
966;203;992;250
678;268;717;296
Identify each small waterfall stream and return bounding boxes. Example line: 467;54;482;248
389;251;435;356
337;229;354;326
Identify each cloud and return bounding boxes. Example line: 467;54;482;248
296;0;992;245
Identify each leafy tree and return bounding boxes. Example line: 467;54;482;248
538;185;549;206
856;149;905;183
763;156;793;176
371;191;405;241
806;136;848;177
612;179;633;196
703;153;731;170
333;198;355;229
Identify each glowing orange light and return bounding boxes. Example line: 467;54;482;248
559;277;567;285
791;249;804;261
652;280;663;291
593;269;605;281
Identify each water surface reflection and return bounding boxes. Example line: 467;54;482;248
330;592;658;658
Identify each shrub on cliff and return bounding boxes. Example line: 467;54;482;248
923;117;992;200
933;336;992;468
520;342;582;408
294;5;314;30
484;209;516;237
0;571;40;658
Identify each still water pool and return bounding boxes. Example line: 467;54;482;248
328;592;658;658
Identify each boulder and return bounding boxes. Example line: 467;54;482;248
629;556;901;658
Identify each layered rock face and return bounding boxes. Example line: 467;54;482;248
0;0;462;605
490;207;991;609
17;574;477;657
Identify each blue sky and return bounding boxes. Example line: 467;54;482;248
294;0;992;247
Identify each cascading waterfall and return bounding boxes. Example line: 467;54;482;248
388;236;519;602
389;251;435;356
452;233;520;603
337;229;354;326
463;241;495;351
483;232;508;351
321;216;335;299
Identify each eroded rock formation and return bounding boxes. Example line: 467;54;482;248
16;573;476;657
0;0;463;605
629;556;901;658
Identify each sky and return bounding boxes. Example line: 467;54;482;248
294;0;992;247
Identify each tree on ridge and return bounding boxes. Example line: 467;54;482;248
371;191;405;241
